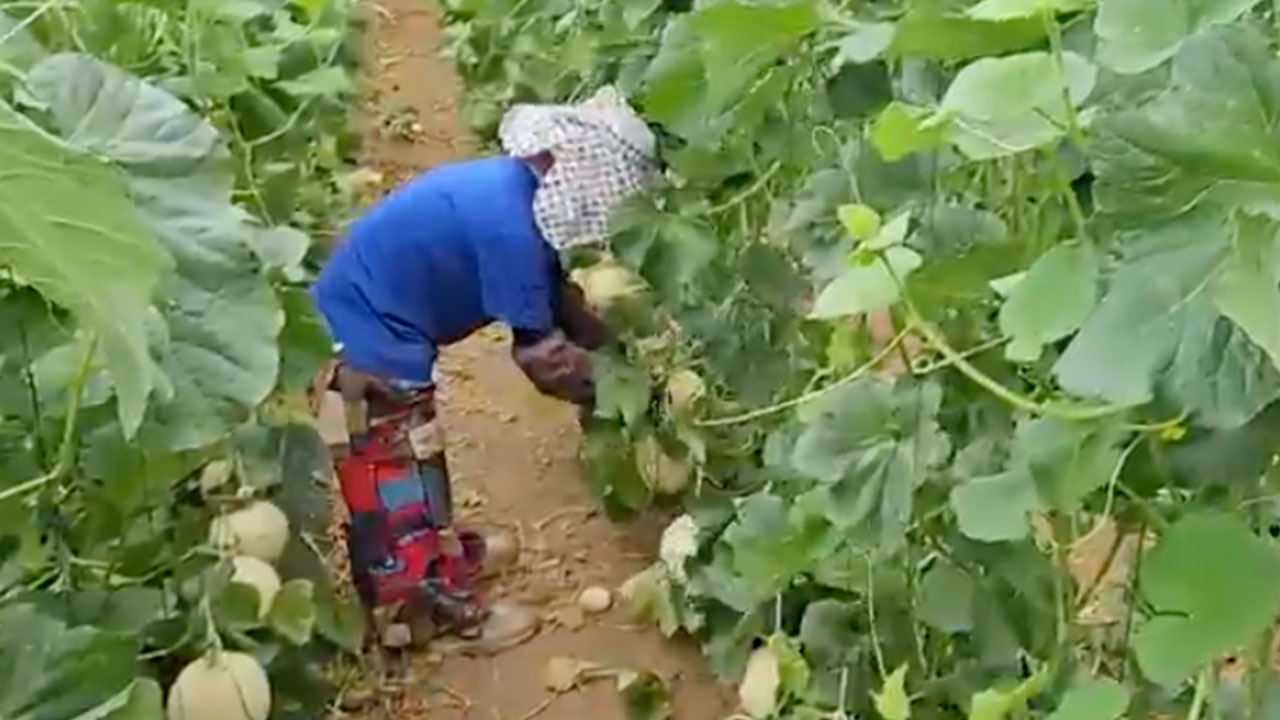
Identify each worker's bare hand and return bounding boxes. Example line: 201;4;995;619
554;278;610;350
512;330;595;405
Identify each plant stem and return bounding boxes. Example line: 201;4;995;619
907;310;1125;421
0;333;97;503
697;326;913;427
910;335;1009;375
1115;480;1170;532
1118;520;1147;680
1046;149;1093;245
11;283;48;467
1040;11;1096;246
866;575;889;679
0;0;61;49
1051;516;1073;662
223;106;273;221
1188;668;1211;720
708;161;782;215
53;333;96;473
0;474;52;503
1042;9;1087;149
203;595;224;654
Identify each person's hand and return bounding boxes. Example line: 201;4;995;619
512;330;595;405
554;279;610;350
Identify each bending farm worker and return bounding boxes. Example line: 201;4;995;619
311;87;658;647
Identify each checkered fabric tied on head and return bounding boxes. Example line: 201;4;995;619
498;87;659;250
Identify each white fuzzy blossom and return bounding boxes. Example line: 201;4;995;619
659;514;698;584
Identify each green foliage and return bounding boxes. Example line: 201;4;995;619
0;0;356;716
437;0;1280;717
939;51;1096;160
1046;678;1128;720
0;604;140;719
873;665;911;720
1133;513;1280;686
0;101;170;436
1094;0;1259;73
811;247;923;319
998;243;1098;363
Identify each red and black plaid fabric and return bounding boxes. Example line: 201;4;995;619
332;377;484;627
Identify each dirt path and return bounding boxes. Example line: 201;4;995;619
343;3;735;718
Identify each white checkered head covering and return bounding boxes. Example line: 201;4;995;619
499;87;659;250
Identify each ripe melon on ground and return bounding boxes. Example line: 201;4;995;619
739;646;781;719
230;556;281;618
210;501;290;563
166;651;271;720
571;261;644;310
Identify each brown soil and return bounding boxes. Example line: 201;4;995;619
336;2;735;718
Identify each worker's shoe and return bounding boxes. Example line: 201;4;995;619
434;601;542;655
459;526;520;581
389;599;541;654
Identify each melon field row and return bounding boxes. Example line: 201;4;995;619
438;1;1280;719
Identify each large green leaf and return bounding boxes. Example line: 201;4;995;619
639;17;709;142
1210;213;1280;372
907;203;1017;318
612;198;719;301
0;604;140;720
798;599;859;668
1012;418;1124;511
1095;0;1260;74
967;666;1051;720
1134;513;1280;686
791;379;950;549
870;102;948;162
952;417;1123;541
834;22;894;65
1092;27;1280;226
277;287;333;394
0;100;170;438
967;0;1094;20
593;352;651;428
64;588;166;635
26;54;224;173
28;54;284;449
889;9;1047;62
582;421;653;518
81;420;190;519
270;579;318;645
810;247;923;319
939;51;1096;159
0;9;46;71
1046;679;1129;720
1055;211;1280;427
916;561;977;633
66;678;162;720
691;0;820;109
720;493;837;598
641;0;820;145
810;542;874;593
277;67;352;97
951;469;1040;542
999;243;1098;363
